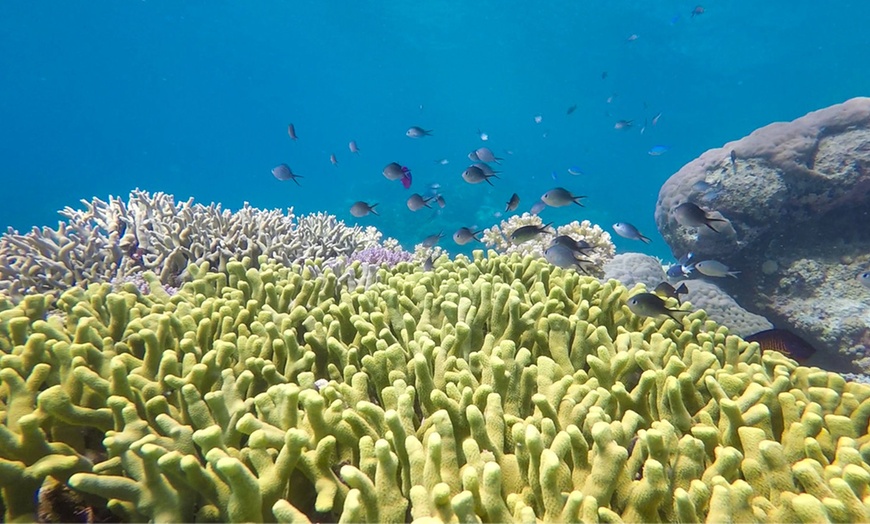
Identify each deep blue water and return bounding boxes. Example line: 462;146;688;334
2;1;868;261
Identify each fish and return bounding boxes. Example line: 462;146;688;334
567;104;577;115
330;153;338;166
730;150;738;174
614;120;633;130
453;227;482;245
541;187;586;207
627;293;687;322
434;195;446;208
551;171;558;181
567;166;584;176
544;244;590;273
287;123;298;141
640;119;647;135
468;151;480;162
400;166;413;189
505;193;520;212
462;165;498;185
478;129;489;141
551;235;593;254
745;329;816;362
691;5;705;17
606;93;617;104
349;141;360;153
350;201;378;218
272;164;303;185
626;34;639;42
601;71;608;80
858;271;870;288
435;158;449;165
473;162;500;177
694;260;740;278
666;263;691;279
383;162;406;181
530;200;546;215
421;231;444;247
648;145;669;156
407;193;434;211
612;222;651;243
423;256;435;271
510;223;553;245
652;112;662;126
673;202;729;233
406;126;433;138
474;147;502;164
534;115;543;124
654;282;688;305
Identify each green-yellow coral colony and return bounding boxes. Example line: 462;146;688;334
2;251;870;523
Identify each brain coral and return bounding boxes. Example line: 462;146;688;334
1;253;870;522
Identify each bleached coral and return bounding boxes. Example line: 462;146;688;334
0;190;383;297
482;213;615;274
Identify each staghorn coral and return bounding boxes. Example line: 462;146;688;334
482;213;615;275
0;190;384;298
1;254;870;522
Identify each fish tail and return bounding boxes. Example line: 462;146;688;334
573;196;587;207
728;271;741;278
370;204;379;216
704;222;721;233
675;283;688;294
639;234;651;244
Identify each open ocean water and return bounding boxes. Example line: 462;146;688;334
1;1;868;260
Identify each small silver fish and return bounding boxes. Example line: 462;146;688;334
453;227;482;245
330;153;338;166
544;244;590;273
695;260;739;278
510;223;553;245
530;200;546;215
383;162;405;181
478;129;489;141
406;126;433;138
435;158;449;165
421;231;444;247
473;162;499;177
287;123;298;140
551;235;592;254
505;193;520;212
349;141;360;153
612;222;651;243
407;193;434;211
462;165;498;185
474;147;502;164
541;187;586;207
614;120;633;130
350;201;378;217
673;202;728;233
423;255;435;271
627;293;686;322
272;164;303;185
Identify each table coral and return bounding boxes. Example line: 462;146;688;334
1;252;870;522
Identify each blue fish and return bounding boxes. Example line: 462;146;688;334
567;166;584;176
551;171;559;181
648;145;670;156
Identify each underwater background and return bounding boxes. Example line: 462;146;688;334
2;1;869;260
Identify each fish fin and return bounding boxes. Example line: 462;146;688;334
292;178;302;186
704;222;721;233
572;196;587;207
370;204;379;216
728;271;741;278
639;234;651;244
675;283;688;294
666;309;689;322
485;178;494;186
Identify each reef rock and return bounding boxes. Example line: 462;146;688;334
655;97;870;371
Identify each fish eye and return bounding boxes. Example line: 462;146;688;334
862;272;870;279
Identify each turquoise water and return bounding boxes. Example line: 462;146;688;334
2;1;867;260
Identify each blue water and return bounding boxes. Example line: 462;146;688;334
2;1;868;261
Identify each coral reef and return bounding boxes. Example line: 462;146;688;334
0;190;383;298
604;253;773;337
1;253;870;522
482;213;615;275
654;97;870;370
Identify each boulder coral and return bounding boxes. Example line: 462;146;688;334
655;97;870;371
1;253;870;522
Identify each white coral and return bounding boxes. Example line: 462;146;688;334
481;213;615;274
